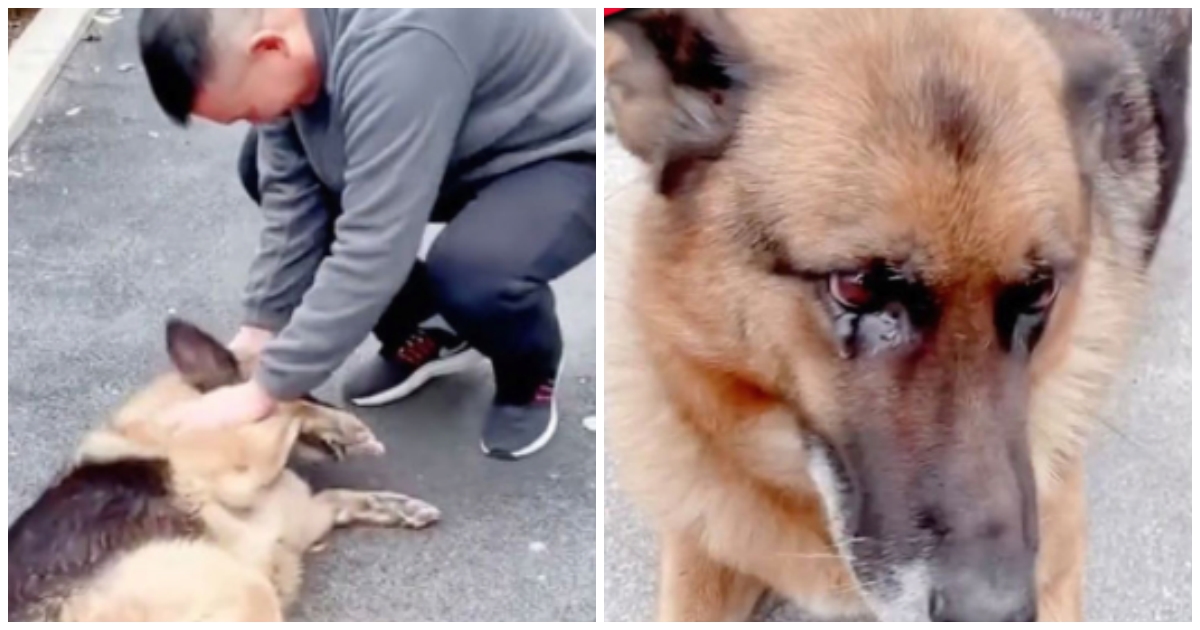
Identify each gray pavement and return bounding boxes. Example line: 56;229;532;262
603;129;1191;620
8;9;597;622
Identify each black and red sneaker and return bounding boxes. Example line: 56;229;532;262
481;366;561;461
343;327;483;407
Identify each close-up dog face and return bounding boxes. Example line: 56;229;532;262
607;8;1161;621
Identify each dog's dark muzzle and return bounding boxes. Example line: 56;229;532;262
819;425;1040;622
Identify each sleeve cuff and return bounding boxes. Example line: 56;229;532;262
242;308;291;334
254;361;303;402
253;349;332;402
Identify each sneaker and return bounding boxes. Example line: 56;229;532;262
344;328;483;407
480;368;560;461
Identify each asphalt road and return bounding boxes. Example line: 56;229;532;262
8;9;597;622
603;122;1192;619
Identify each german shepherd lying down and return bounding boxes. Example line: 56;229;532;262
605;8;1188;622
9;319;440;621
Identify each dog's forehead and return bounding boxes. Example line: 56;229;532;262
720;11;1085;278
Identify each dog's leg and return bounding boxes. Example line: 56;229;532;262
1035;460;1086;621
223;472;325;612
256;489;440;610
314;489;441;530
293;402;385;461
206;415;302;509
658;530;768;621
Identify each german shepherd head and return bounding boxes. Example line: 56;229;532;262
77;318;375;483
607;9;1174;621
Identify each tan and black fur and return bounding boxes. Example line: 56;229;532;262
605;9;1188;621
9;319;440;621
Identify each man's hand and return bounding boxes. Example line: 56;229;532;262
229;325;275;356
165;379;278;431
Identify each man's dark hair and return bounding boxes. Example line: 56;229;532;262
137;9;214;125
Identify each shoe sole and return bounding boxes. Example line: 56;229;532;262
349;349;486;407
480;359;563;460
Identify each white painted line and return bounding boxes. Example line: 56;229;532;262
8;8;98;150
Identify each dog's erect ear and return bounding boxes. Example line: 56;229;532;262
165;318;241;392
1024;11;1159;183
605;9;747;196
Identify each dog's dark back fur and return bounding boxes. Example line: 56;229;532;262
8;459;204;621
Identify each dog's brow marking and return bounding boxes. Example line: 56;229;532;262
733;211;790;272
922;72;984;166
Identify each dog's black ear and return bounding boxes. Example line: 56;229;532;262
605;9;747;196
1025;11;1159;187
165;318;241;392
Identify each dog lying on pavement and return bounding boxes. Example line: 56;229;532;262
9;318;440;621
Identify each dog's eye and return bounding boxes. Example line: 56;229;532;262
829;268;896;312
1017;274;1059;313
830;272;872;310
995;272;1060;354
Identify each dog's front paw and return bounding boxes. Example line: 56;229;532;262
296;399;386;461
320;489;442;529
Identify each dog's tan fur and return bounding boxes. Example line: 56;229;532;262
10;321;439;621
605;9;1186;621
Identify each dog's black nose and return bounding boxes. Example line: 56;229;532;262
929;584;1036;622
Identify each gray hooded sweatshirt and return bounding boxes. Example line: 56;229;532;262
244;9;595;399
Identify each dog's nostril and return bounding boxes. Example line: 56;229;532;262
981;519;1006;540
915;508;950;539
929;585;1036;622
929;590;947;620
1005;600;1037;622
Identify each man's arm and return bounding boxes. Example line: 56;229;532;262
254;28;473;400
242;119;332;334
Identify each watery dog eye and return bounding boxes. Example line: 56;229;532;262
1023;275;1059;312
830;272;874;310
995;272;1060;354
830;269;892;311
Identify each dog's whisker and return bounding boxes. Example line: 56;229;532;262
834;576;875;595
776;551;845;560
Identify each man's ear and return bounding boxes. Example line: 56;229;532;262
604;9;748;196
